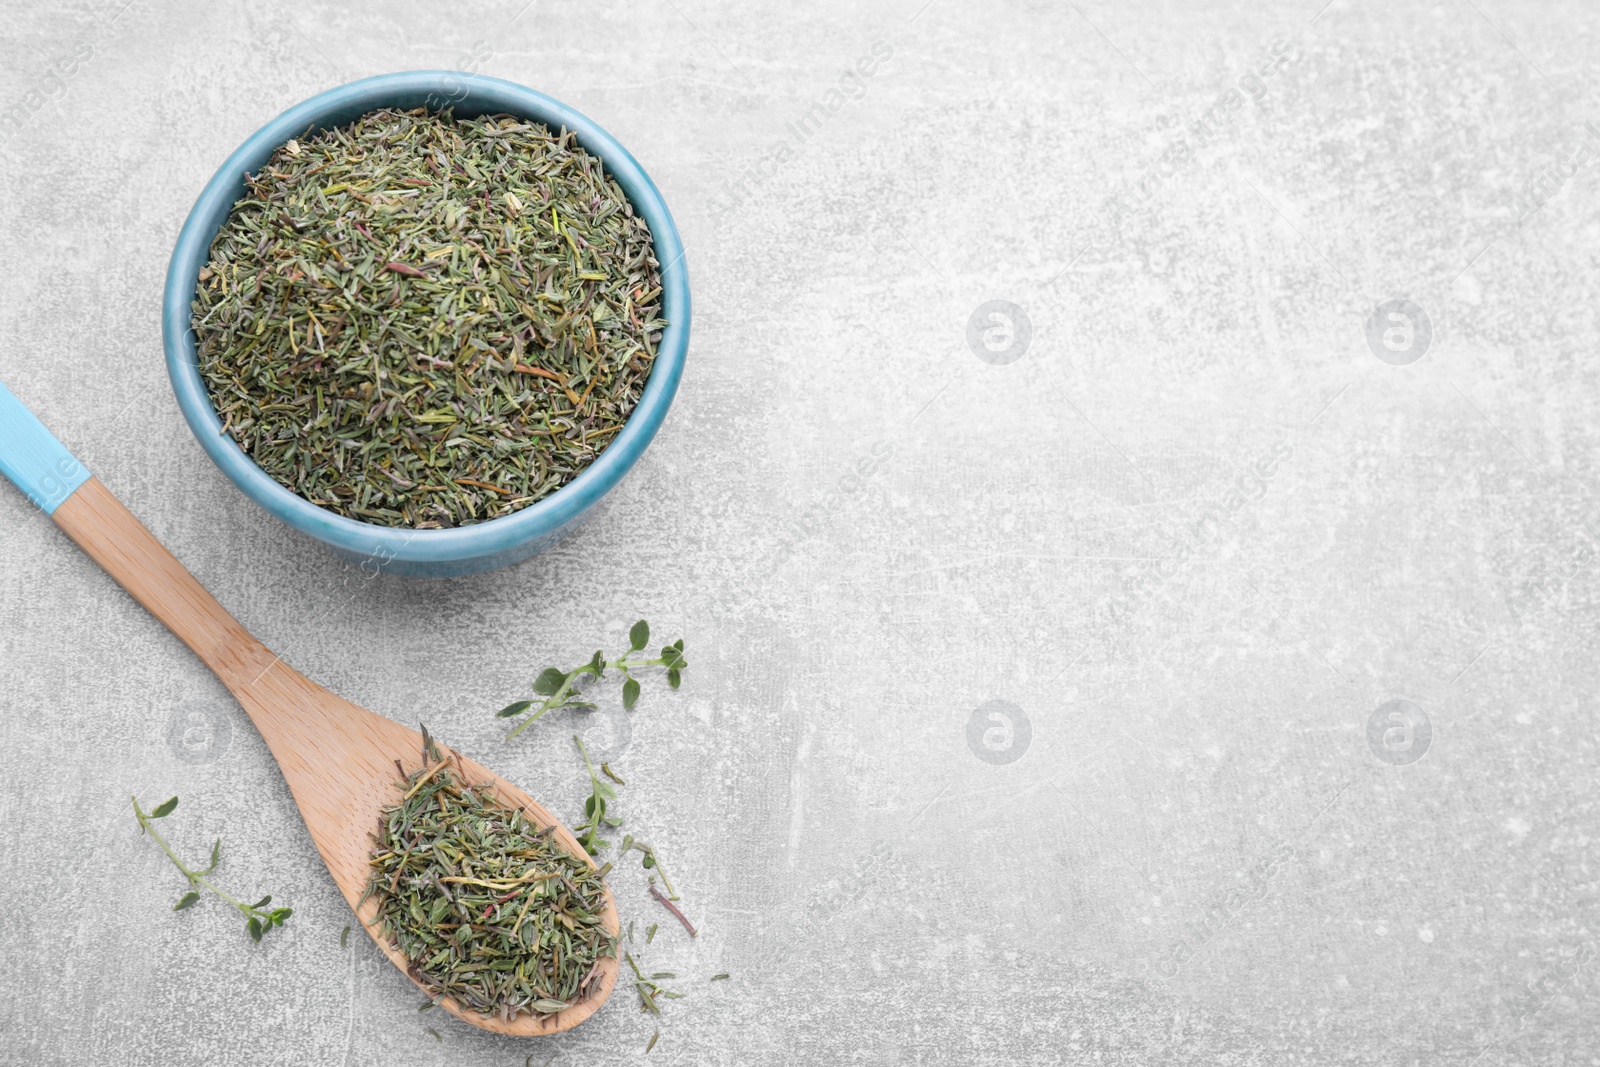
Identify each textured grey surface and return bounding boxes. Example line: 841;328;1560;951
2;0;1598;1064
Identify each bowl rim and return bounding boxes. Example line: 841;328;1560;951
163;71;688;566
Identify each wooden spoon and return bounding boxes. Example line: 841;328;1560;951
0;382;617;1035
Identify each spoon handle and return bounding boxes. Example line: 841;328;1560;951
0;380;277;691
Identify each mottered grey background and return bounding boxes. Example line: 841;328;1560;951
1;0;1597;1064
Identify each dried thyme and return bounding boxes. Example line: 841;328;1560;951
365;758;618;1020
625;952;684;1015
193;107;666;528
649;883;699;937
621;835;681;900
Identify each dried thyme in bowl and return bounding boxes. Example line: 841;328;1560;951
365;759;617;1020
191;107;666;528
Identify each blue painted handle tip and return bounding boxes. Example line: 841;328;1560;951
0;381;91;514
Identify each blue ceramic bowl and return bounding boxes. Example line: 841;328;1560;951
164;72;688;577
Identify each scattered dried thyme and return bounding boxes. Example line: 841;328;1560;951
192;107;666;528
365;757;618;1021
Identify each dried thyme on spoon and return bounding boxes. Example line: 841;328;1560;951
192;107;666;528
365;754;617;1020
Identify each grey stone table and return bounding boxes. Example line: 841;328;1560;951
2;1;1596;1064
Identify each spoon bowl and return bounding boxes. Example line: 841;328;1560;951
197;655;619;1036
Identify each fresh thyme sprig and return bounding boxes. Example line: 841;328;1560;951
573;735;622;855
497;620;687;740
132;796;292;942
